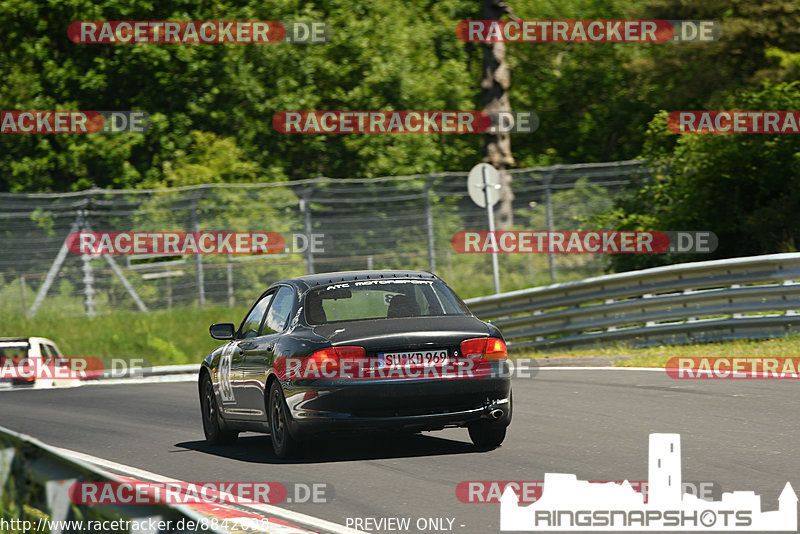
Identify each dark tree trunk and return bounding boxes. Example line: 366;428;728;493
481;0;517;230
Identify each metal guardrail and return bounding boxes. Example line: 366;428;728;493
465;253;800;350
0;425;223;533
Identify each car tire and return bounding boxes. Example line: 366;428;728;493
200;372;238;445
469;390;512;449
468;422;507;449
268;381;299;459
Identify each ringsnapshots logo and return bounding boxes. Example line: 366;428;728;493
68;21;331;44
456;20;721;43
500;434;797;531
273;111;538;134
1;111;150;134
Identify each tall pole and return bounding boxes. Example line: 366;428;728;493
425;175;436;273
544;171;557;282
545;177;556;282
481;0;518;230
301;189;315;275
191;191;205;308
484;166;501;294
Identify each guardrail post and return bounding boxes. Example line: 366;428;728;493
46;478;77;532
0;448;15;497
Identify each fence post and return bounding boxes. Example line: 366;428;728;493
425;175;436;273
0;448;15;498
78;197;97;317
191;188;206;308
81;250;95;317
301;186;316;275
27;215;83;319
227;262;234;307
19;276;27;315
544;169;557;282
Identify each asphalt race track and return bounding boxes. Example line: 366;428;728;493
1;369;798;533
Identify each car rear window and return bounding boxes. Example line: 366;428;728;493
0;343;29;362
304;279;470;324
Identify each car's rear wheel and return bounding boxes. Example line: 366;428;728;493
468;422;507;448
268;381;299;459
469;391;512;449
200;372;238;445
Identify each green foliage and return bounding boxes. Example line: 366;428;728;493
2;0;800;276
0;305;247;365
597;82;800;272
4;0;799;193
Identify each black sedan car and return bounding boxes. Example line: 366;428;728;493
198;270;512;458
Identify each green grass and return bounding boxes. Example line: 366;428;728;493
6;306;800;369
0;306;248;366
512;333;800;368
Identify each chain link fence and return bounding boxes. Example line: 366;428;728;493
0;160;648;317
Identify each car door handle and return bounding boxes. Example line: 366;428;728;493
238;342;257;350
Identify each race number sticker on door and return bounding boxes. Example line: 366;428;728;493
218;343;235;403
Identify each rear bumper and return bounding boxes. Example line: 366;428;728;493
283;376;512;438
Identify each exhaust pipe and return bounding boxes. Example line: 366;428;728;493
490;408;504;420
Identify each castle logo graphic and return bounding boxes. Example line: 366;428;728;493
500;434;797;531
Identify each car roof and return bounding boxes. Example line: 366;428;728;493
276;270;441;291
0;337;56;345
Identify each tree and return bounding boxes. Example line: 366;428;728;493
596;82;800;272
480;0;517;230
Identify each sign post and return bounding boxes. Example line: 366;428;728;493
467;163;502;294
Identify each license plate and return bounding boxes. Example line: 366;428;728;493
377;350;449;368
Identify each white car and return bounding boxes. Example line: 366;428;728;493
0;337;69;387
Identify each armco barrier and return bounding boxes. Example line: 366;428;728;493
465;253;800;350
0;424;225;533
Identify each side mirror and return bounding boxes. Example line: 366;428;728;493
209;323;236;340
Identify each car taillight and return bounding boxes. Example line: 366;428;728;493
460;338;487;357
307;346;366;371
484;337;507;360
334;346;366;359
460;337;507;361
